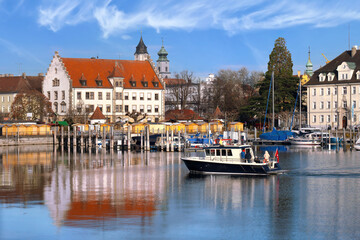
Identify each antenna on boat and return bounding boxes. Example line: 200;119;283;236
272;71;275;130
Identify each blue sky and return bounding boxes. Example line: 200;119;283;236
1;0;360;79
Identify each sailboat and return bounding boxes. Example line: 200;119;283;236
259;71;297;143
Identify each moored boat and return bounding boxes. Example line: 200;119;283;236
354;138;360;151
288;134;321;145
181;145;283;175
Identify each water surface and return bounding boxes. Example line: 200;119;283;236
0;145;360;240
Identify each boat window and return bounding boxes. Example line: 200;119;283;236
222;149;227;156
227;150;232;156
205;149;210;156
211;149;215;156
216;149;221;156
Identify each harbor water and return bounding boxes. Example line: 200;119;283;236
1;145;360;239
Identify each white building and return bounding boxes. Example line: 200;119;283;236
305;46;360;129
43;37;165;123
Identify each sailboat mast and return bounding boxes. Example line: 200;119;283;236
272;71;275;129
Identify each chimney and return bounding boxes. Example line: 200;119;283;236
22;72;26;78
38;73;44;77
351;45;358;57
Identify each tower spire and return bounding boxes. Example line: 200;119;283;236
305;46;313;76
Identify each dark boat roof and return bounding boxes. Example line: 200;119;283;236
204;145;251;149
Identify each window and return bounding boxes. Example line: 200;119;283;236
61;102;66;113
165;67;168;72
334;114;338;123
96;80;102;86
52;78;60;87
327;115;331;123
116;92;122;100
153;82;159;87
327;88;331;95
1;96;3;102
320;88;324;96
319;74;325;81
116;105;122;112
155;105;159;113
354;114;357;122
98;92;102;100
328;73;334;81
140;105;144;112
334;88;338;95
77;92;81;100
343;100;347;108
312;89;316;96
124;92;129;100
87;105;94;112
54;102;58;113
90;92;94;99
353;86;356;94
62;91;65;100
357;71;360;80
98;105;103;112
132;105;136;112
106;92;111;100
86;92;94;100
124;105;129;112
320;101;324;109
80;80;87;86
106;105;111;113
132;93;136;100
8;96;10;102
115;80;123;87
155;93;159;100
312;102;316;109
353;100;356;109
312;115;316;123
343;87;347;95
334;101;338;109
320;115;324;123
327;101;331;109
54;91;58;100
55;68;57;74
47;91;51;99
140;93;144;100
147;105;151;113
158;67;160;72
147;93;151;100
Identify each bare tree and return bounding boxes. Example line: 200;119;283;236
166;70;200;110
125;111;147;123
10;90;52;121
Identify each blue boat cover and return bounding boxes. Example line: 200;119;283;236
259;128;296;141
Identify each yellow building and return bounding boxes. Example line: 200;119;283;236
147;123;165;134
197;122;209;133
165;123;185;133
210;121;224;133
227;122;244;131
184;122;198;134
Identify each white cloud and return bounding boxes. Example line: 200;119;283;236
37;0;360;37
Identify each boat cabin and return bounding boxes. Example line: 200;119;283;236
203;145;256;163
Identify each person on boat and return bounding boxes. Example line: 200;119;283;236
241;149;245;160
264;151;270;163
219;138;223;146
245;149;252;163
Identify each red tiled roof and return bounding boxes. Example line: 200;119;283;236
213;106;224;119
165;109;203;121
60;58;164;89
89;107;106;120
163;78;186;85
0;75;43;93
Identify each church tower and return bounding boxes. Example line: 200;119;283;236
305;47;313;77
134;35;149;61
157;40;170;79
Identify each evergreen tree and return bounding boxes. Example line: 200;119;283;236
266;37;293;78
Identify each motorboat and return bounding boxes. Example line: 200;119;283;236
354;138;360;151
288;133;321;145
181;145;283;175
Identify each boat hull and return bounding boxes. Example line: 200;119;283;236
181;158;282;175
354;144;360;151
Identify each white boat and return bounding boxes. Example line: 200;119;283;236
354;138;360;151
289;133;321;145
181;145;283;175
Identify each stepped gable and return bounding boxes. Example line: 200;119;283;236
61;58;164;89
89;107;106;120
306;49;360;85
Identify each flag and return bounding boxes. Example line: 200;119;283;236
275;149;279;163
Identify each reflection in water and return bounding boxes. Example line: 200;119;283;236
1;146;360;238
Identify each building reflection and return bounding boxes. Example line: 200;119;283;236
44;150;183;229
0;145;54;204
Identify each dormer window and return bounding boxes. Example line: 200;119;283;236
80;80;87;86
142;81;148;87
130;81;136;87
327;73;335;81
96;80;103;86
356;70;360;80
319;73;325;82
152;76;159;87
